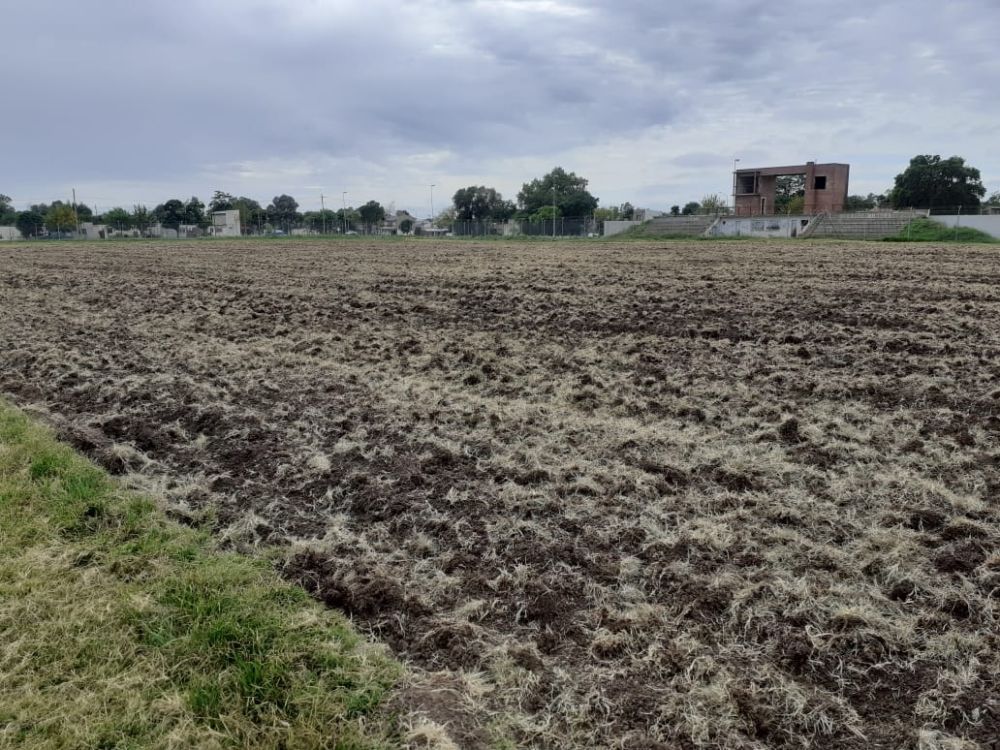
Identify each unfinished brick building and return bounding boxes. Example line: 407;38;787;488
734;161;849;216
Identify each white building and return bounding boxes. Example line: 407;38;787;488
210;210;241;237
0;226;21;241
78;222;108;240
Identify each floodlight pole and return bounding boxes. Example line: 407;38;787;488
732;158;740;214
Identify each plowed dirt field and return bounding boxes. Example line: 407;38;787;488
2;239;999;749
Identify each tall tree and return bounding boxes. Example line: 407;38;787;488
233;197;265;233
357;200;385;232
44;204;78;233
335;207;361;232
774;175;805;213
103;207;132;231
209;191;236;212
303;209;338;233
681;201;701;215
699;194;729;214
452;186;515;222
0;194;15;225
184;196;207;228
153;199;186;230
517;167;598;218
15;210;44;238
131;205;152;233
266;194;300;229
890;155;985;210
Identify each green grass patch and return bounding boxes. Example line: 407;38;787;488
0;402;401;749
888;217;998;243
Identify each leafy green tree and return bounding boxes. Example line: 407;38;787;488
700;194;729;214
184;197;207;228
531;205;559;222
433;207;455;229
74;203;94;221
232;197;265;233
399;219;414;234
266;195;300;229
618;202;635;220
0;194;16;225
16;210;44;238
785;195;805;214
774;175;805;213
209;191;235;212
358;200;386;232
45;203;78;233
670;205;680;216
303;209;338;233
681;201;700;216
982;191;1000;208
131;205;152;233
890;155;985;210
845;194;877;212
103;207;132;231
153;199;186;230
335;207;361;233
452;186;515;222
518;167;598;219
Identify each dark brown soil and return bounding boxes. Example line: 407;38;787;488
2;238;999;749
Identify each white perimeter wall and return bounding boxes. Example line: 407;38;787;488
603;220;643;236
0;226;21;241
933;215;1000;239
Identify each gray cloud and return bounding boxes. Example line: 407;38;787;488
2;0;999;212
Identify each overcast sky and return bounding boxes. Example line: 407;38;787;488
3;0;998;216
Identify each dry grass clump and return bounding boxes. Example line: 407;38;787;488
1;237;999;747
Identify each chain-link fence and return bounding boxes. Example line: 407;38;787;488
448;217;598;237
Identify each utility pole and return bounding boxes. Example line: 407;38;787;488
72;188;79;234
321;193;326;235
552;187;557;239
430;184;435;227
341;192;347;235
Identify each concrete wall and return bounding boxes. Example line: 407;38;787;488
709;216;812;238
603;220;643;237
0;226;21;241
934;215;1000;239
211;210;241;237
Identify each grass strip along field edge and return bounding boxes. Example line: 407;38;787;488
0;400;402;749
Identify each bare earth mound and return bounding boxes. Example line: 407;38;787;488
1;239;998;749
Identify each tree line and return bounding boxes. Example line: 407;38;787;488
0;191;393;238
3;155;997;239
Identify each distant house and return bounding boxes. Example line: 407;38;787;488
0;226;22;241
209;210;241;237
381;210;419;235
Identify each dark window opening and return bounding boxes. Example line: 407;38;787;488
814;176;827;190
736;174;756;194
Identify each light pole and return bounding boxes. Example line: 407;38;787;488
429;184;435;227
732;158;740;215
341;192;347;235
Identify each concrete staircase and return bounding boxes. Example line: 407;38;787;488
809;211;927;240
644;215;716;237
